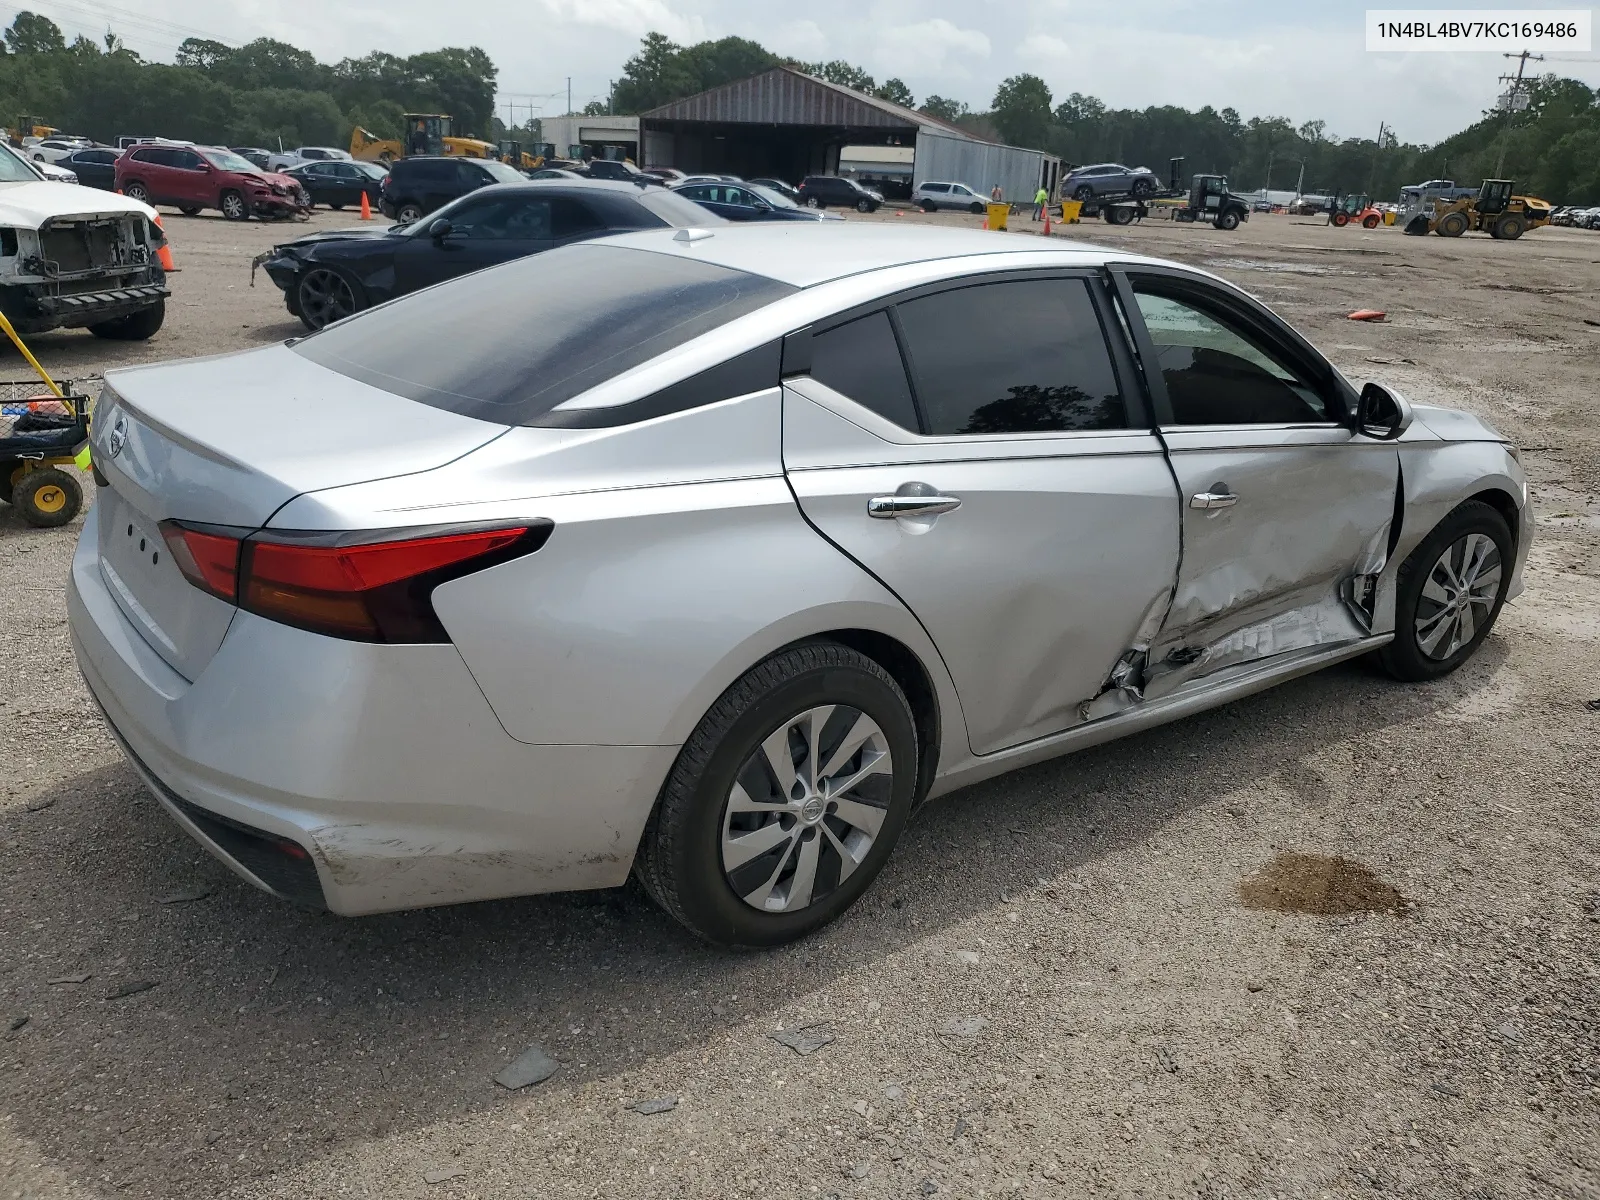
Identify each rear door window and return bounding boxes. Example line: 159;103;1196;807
808;311;920;431
551;197;605;240
895;278;1128;435
292;244;795;426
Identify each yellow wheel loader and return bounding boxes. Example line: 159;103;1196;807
1403;179;1552;240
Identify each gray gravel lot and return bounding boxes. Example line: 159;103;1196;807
1;205;1596;1200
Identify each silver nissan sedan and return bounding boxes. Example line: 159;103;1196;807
68;224;1529;947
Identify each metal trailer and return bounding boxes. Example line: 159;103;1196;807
913;131;1058;205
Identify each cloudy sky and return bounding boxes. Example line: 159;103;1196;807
21;0;1600;143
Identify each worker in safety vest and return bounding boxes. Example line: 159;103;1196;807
1033;185;1049;221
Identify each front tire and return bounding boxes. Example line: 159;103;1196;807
1362;214;1381;228
178;205;201;217
296;267;364;331
89;300;165;341
1216;209;1241;230
1378;500;1513;682
856;199;872;213
220;189;248;221
635;642;918;948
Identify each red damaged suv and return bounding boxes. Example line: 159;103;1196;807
114;143;310;221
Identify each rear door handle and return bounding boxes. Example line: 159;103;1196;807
1189;490;1239;510
868;493;962;519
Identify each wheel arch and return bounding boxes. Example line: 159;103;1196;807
797;628;942;804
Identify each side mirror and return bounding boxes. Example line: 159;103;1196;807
427;218;453;240
752;201;771;213
1354;381;1413;440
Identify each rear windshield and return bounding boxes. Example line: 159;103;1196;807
291;243;795;425
634;187;731;226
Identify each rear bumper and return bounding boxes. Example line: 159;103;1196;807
67;523;676;916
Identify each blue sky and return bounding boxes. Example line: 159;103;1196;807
17;0;1600;143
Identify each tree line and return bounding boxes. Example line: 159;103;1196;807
0;11;496;152
608;32;1600;204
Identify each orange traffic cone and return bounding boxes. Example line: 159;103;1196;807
152;216;179;273
981;216;988;230
1042;211;1052;236
360;190;372;220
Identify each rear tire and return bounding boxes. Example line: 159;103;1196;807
1378;500;1513;682
122;181;150;205
178;205;201;217
918;200;936;212
396;202;424;223
330;202;345;211
12;468;82;527
635;642;918;948
1104;205;1134;226
1333;211;1351;227
88;301;165;341
1495;215;1525;240
1073;185;1094;202
1131;178;1155;198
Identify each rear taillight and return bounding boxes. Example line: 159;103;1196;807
158;521;549;642
161;523;240;601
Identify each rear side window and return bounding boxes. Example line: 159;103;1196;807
293;244;795;426
809;311;919;431
895;278;1127;435
551;197;604;239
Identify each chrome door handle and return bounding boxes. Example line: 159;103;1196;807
868;494;962;519
1189;490;1239;510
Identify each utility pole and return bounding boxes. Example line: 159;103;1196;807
567;76;572;117
1367;120;1386;195
1295;159;1305;199
1264;149;1273;195
1493;50;1541;178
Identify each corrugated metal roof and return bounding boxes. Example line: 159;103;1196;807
642;66;985;143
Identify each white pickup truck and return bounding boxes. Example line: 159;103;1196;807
0;142;168;340
266;146;352;173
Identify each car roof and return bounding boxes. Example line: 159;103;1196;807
595;223;1167;289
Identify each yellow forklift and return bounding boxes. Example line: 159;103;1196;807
1403;179;1552;240
350;115;497;163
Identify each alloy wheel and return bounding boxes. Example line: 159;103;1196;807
221;192;245;219
720;704;894;914
1415;532;1502;660
298;269;357;329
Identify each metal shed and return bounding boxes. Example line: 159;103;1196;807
640;67;1058;197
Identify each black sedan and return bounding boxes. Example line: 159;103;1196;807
59;146;120;190
671;181;837;222
283;160;388;210
256;180;725;331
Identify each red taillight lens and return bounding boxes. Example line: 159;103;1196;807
159;523;241;601
160;521;549;643
242;527;535;642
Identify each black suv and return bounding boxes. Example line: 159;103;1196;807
796;175;883;212
379;156;528;223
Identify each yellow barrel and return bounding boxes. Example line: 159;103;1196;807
1384;210;1397;225
986;202;1009;231
1059;199;1083;223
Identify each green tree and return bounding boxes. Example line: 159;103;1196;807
991;73;1052;149
611;33;697;113
921;95;968;123
875;78;913;107
175;38;233;71
5;11;65;55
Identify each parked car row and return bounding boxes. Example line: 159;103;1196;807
1550;205;1600;228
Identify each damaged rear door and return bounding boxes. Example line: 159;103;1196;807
1112;267;1398;698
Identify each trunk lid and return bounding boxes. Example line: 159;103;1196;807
92;343;508;680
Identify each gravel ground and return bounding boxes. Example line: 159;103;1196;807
1;204;1596;1200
